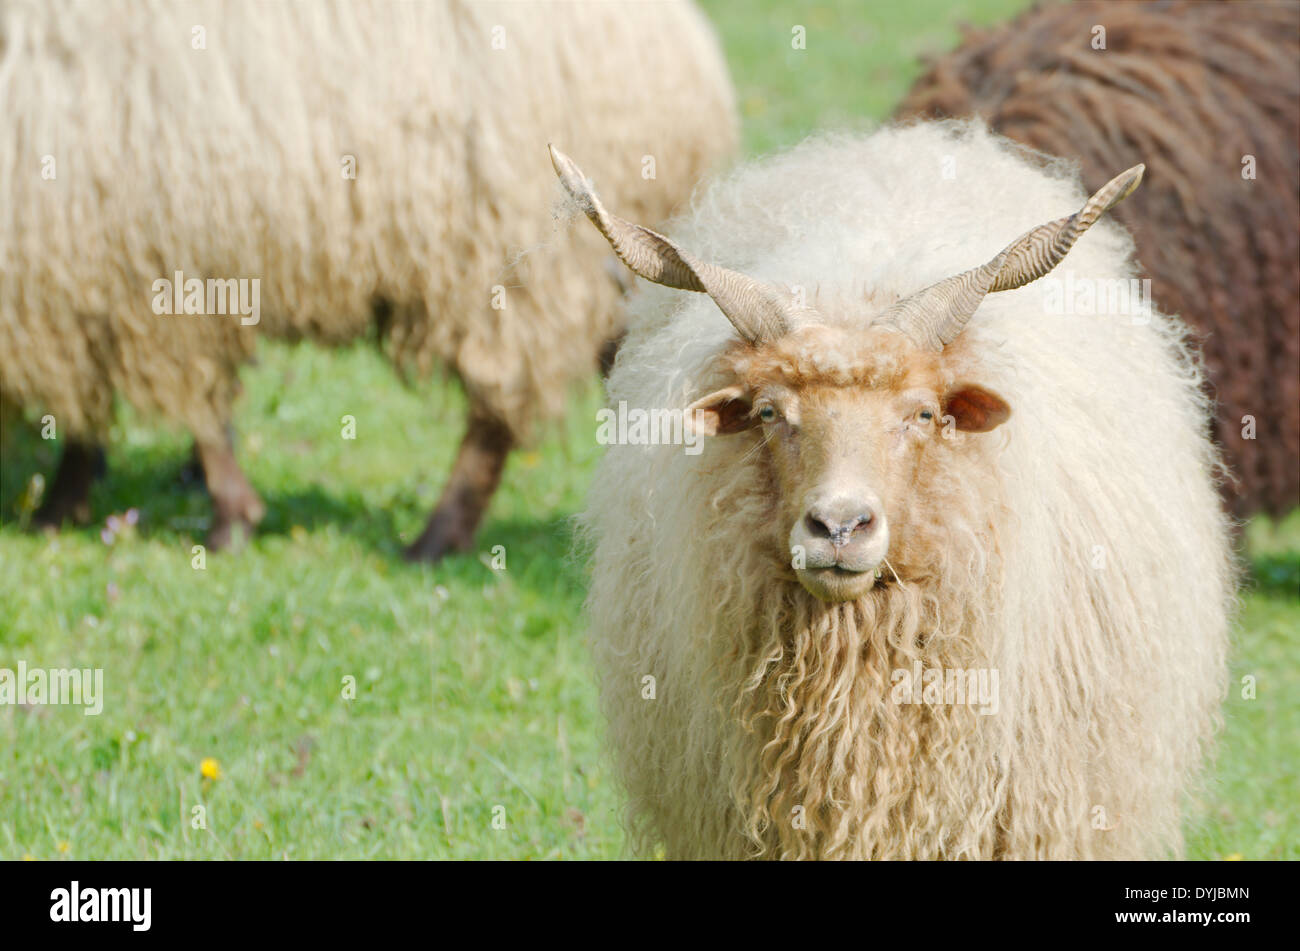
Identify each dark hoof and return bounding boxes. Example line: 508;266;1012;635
402;525;474;563
205;517;255;552
33;496;93;529
32;441;105;529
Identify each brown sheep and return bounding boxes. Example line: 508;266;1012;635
896;0;1300;518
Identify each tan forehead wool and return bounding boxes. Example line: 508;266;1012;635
726;325;942;392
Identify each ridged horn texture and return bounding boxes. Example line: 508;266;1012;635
550;145;801;344
874;164;1145;349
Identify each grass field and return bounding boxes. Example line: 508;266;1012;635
2;0;1296;860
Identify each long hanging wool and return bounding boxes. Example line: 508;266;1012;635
0;0;736;477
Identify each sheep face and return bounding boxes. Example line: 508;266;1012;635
688;325;1009;602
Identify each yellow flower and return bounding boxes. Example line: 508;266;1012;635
1223;852;1243;861
200;757;222;780
22;853;35;861
57;841;70;854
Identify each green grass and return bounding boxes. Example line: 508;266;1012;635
705;0;1035;155
2;0;1296;860
1185;519;1300;861
2;345;618;859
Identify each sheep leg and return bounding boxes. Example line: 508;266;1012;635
178;424;236;488
178;441;205;487
597;330;626;378
403;410;513;563
197;433;265;551
34;438;106;527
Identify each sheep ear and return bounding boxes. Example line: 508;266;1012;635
943;382;1011;433
686;386;756;436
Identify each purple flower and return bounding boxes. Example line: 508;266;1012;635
125;508;139;526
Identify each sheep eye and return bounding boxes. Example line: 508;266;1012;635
918;409;934;422
758;406;778;423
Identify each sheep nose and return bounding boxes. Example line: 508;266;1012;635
805;499;878;548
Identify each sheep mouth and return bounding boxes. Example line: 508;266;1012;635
796;564;881;602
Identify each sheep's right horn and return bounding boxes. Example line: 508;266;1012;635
550;145;803;345
874;164;1145;349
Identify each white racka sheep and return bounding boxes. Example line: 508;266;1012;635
0;0;735;555
555;121;1234;859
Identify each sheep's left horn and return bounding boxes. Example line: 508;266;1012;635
550;145;805;345
874;164;1145;349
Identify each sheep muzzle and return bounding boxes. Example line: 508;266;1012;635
790;490;891;602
